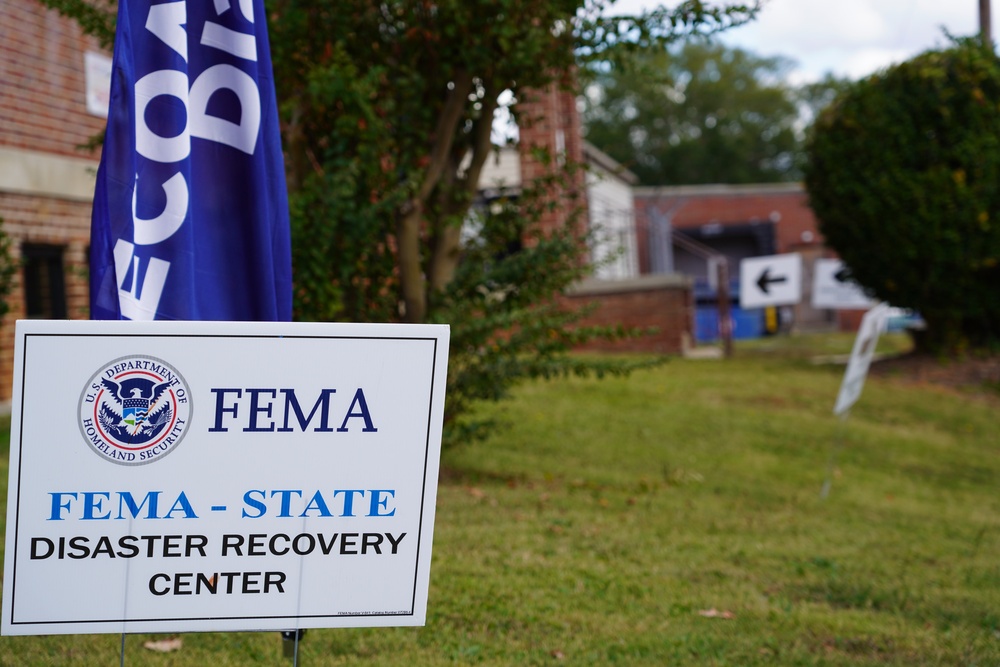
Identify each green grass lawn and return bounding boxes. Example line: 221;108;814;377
2;332;999;665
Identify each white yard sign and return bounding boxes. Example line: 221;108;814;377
834;303;890;416
812;259;876;310
2;320;449;636
739;253;803;309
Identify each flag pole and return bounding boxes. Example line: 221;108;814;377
982;0;993;45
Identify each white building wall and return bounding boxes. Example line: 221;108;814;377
586;162;639;280
469;147;521;193
472;142;640;281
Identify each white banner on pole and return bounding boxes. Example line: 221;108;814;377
834;303;890;416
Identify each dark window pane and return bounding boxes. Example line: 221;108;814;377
22;244;67;319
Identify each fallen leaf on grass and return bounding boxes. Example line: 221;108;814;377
550;649;566;660
144;637;183;653
698;608;734;619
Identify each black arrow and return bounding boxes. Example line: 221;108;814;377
833;267;853;283
756;267;787;294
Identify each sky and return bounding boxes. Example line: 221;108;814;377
611;0;994;84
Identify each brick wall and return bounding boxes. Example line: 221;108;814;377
565;275;693;355
0;0;105;401
0;1;106;156
517;76;588;236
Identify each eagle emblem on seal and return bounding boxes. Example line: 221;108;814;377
79;356;191;465
98;376;173;442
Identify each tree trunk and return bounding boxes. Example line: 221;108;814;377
428;92;498;296
397;203;426;323
396;70;473;323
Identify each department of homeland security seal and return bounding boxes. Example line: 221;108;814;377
78;356;192;465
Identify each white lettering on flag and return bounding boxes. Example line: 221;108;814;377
214;0;255;23
132;173;189;246
113;240;170;320
145;2;188;61
201;22;258;61
134;70;191;163
190;65;261;154
90;0;291;321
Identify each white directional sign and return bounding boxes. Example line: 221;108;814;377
834;302;891;416
2;320;449;636
739;253;802;309
812;258;876;310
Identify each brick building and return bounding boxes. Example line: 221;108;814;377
0;0;107;401
635;183;844;334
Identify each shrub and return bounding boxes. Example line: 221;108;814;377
805;38;1000;352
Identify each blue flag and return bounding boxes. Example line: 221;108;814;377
90;0;292;321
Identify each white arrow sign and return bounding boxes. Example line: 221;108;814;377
812;259;876;310
739;253;802;309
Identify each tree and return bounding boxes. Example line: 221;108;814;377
272;1;758;324
582;39;801;185
797;74;853;129
806;38;1000;352
272;1;758;439
41;0;759;440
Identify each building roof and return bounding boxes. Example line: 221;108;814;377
582;141;639;186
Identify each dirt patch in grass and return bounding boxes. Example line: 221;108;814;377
870;351;1000;398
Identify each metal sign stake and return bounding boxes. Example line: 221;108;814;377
282;629;306;664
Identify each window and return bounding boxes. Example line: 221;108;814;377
22;244;67;318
